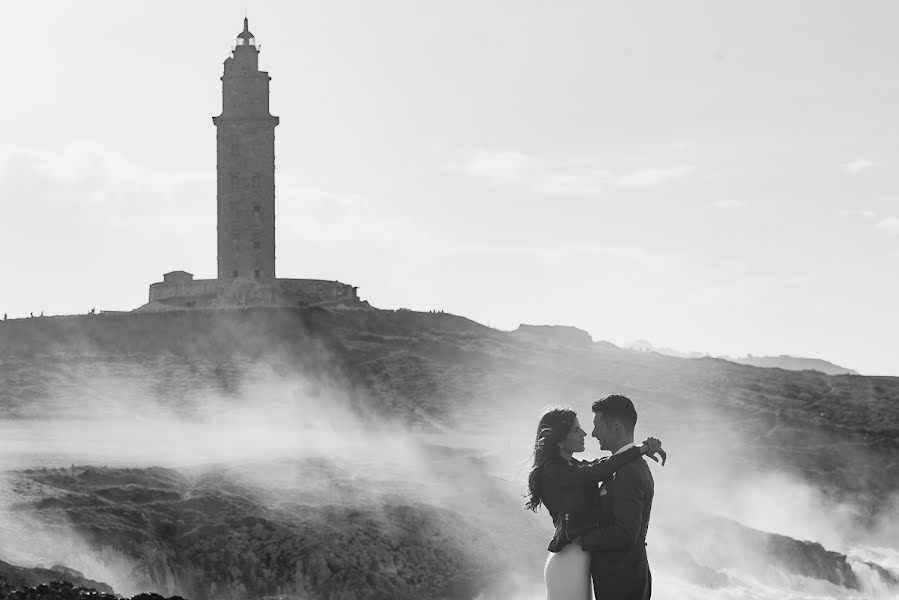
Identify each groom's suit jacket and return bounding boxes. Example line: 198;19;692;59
580;456;654;600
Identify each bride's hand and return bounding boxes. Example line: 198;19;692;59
640;437;667;466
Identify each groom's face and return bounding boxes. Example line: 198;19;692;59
592;411;616;451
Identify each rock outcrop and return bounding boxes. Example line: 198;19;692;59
0;560;114;596
3;457;542;600
512;324;594;347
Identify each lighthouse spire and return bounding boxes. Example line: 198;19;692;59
237;17;255;47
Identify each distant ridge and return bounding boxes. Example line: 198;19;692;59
626;339;707;359
727;355;859;376
624;339;859;376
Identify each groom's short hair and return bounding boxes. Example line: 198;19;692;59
592;394;637;432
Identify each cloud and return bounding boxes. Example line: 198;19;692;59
448;148;539;183
532;174;606;196
277;177;425;246
713;199;746;210
448;147;695;195
678;274;812;309
560;157;603;168
875;217;899;235
839;209;876;218
0;141;213;234
614;164;696;187
535;242;679;270
844;159;885;175
427;241;680;274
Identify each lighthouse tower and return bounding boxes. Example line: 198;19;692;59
212;18;279;282
140;19;363;312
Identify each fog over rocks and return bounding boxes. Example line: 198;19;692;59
0;459;537;600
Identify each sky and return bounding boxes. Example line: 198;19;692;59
1;1;897;375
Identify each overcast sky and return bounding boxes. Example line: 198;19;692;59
1;1;897;375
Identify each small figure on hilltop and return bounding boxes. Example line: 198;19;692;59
526;395;666;600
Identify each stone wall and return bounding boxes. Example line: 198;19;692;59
277;279;358;305
149;279;220;304
142;278;361;311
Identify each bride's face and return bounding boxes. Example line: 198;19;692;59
560;418;587;454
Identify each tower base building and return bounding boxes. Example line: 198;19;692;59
140;273;361;312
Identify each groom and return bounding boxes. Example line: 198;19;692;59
579;394;655;600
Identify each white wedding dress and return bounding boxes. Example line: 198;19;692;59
544;538;592;600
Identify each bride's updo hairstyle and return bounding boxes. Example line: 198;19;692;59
524;406;577;511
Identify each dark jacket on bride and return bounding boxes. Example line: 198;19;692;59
540;446;643;552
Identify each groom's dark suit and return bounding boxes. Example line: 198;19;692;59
579;454;654;600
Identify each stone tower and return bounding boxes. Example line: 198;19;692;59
140;19;363;312
213;18;279;282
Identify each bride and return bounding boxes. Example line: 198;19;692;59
524;406;664;600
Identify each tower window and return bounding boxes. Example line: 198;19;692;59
232;269;239;278
254;269;261;280
253;241;261;249
252;205;261;215
230;142;239;154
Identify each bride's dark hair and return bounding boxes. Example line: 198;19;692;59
524;406;577;511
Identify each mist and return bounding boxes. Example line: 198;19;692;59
1;323;897;600
0;349;543;596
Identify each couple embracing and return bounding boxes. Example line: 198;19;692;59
525;394;667;600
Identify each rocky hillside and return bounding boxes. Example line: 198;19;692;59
1;307;898;598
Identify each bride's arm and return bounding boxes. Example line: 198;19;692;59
544;439;665;489
543;447;640;489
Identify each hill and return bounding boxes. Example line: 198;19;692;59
4;307;893;498
1;307;897;598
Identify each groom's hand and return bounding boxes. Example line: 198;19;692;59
640;437;667;466
654;447;667;466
